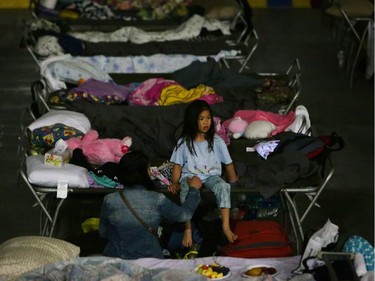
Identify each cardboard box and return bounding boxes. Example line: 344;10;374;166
44;149;70;168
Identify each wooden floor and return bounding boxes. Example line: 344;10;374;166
0;8;373;253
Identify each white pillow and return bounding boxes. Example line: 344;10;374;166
27;155;89;188
0;236;80;281
28;110;91;133
244;120;276;139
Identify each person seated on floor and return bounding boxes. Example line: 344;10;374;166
99;150;202;259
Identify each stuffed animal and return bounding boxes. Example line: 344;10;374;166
244;120;276;139
228;117;249;139
66;130;132;166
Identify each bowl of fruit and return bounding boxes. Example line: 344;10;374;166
195;263;231;280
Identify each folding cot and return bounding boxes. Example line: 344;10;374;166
23;1;254;72
337;0;373;87
28;0;234;32
280;151;335;254
325;0;374;87
18;105;334;256
29;57;300;123
18;53;338;257
22;9;262;119
22;3;329;252
23;10;258;80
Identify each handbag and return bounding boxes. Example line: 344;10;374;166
119;191;159;237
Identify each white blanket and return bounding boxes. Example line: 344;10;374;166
68;14;231;44
134;255;301;280
20;255;302;281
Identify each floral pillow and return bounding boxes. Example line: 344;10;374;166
67;78;132;105
30;123;84;148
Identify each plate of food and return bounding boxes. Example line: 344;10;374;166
195;263;231;280
242;264;278;278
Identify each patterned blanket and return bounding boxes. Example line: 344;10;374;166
19;256;207;281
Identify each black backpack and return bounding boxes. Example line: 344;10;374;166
269;131;345;176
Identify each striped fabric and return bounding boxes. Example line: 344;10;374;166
249;0;311;8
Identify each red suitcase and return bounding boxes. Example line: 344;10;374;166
221;220;293;258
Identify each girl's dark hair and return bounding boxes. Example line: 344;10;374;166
177;100;215;156
117;151;154;189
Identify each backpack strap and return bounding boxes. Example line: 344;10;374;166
319;132;345;152
316;132;345;177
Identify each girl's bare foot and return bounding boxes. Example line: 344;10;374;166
223;227;238;243
182;229;193;247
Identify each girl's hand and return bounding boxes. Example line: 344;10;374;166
168;183;180;194
228;174;239;183
228;175;240;186
234;174;239;182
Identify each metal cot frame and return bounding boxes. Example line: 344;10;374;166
18;105;335;255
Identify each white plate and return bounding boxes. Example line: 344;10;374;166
194;265;231;280
241;264;278;278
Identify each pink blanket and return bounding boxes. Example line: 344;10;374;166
223;110;295;138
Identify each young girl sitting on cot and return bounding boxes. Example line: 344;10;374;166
168;100;239;247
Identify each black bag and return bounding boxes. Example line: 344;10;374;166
269;132;327;158
269;131;345;176
304;253;360;281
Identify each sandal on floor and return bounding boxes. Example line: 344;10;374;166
183;250;198;259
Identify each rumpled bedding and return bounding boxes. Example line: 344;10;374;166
35;0;195;21
34;34;243;58
19;255;302;281
57;76;225;107
29;16;237;58
80;37;242;57
67;0;117;20
19;256;207;281
134;256;302;281
157;84;219;106
236;151;320;199
40;55;113;91
65;59;264;159
40;53;240;91
68;14;231;44
127;78;178;106
222;110;296;137
78;52;239;73
58;59;308;194
68;78;132;105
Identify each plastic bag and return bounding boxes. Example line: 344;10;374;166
293;219;339;274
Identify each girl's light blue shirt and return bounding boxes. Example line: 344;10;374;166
170;135;233;182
